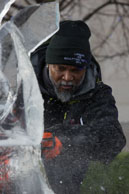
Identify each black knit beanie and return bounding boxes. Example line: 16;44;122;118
46;20;92;68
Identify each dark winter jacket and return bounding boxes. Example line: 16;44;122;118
30;41;126;194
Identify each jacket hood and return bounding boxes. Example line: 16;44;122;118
30;41;102;100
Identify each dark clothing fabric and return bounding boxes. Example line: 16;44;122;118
30;42;126;194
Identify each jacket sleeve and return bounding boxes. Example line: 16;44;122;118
55;83;126;163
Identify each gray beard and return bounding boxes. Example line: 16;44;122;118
54;86;73;102
49;72;85;102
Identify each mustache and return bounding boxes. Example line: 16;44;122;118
58;81;75;87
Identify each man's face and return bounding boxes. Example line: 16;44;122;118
48;64;86;102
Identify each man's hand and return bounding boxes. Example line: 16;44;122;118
41;132;62;160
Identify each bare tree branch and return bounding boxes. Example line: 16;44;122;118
60;0;74;11
82;0;129;22
95;50;129;61
82;1;112;21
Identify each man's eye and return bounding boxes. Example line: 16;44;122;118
72;69;79;72
72;68;82;73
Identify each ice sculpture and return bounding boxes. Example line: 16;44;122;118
0;0;59;54
0;0;15;25
0;20;54;194
11;1;60;54
0;21;44;145
0;0;59;193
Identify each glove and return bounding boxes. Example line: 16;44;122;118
41;132;62;160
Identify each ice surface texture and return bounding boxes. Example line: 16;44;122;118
0;0;59;146
0;0;15;25
0;1;59;193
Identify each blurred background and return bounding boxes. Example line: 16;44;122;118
2;0;129;149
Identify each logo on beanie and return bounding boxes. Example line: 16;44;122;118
64;53;88;65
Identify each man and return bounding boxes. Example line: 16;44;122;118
30;20;126;194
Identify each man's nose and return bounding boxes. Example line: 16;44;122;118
62;71;73;81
